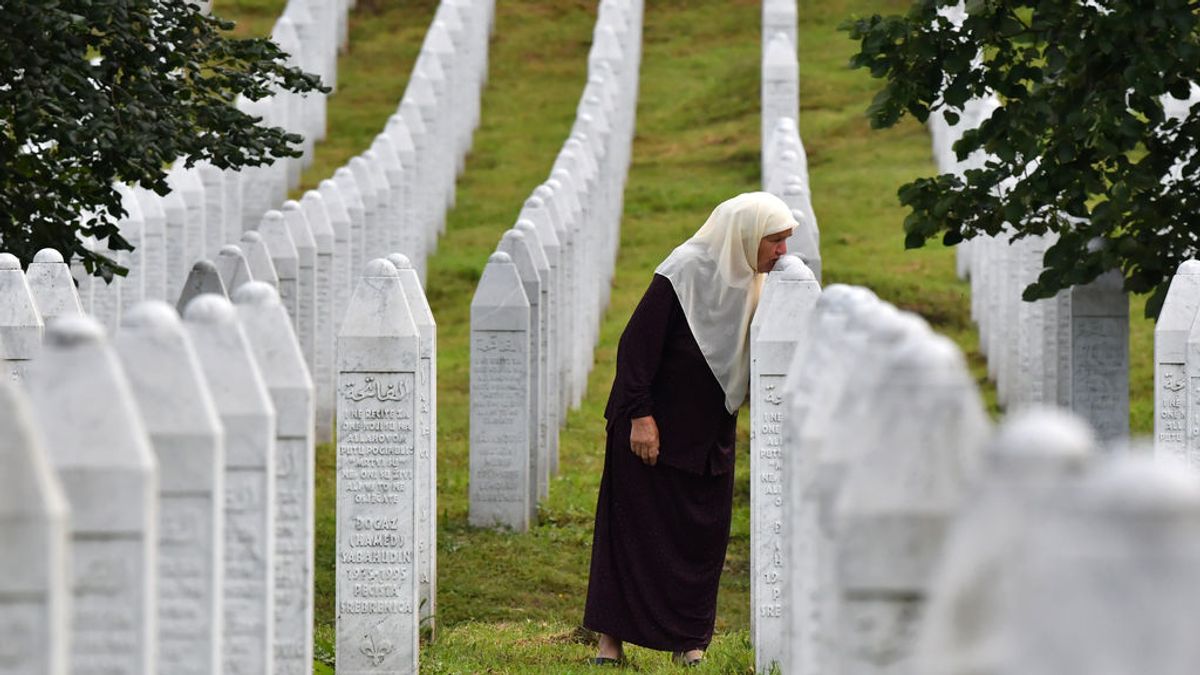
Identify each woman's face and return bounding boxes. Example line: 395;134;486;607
757;229;792;272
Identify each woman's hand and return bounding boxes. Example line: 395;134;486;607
630;415;660;466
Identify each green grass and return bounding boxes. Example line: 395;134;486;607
216;0;1158;671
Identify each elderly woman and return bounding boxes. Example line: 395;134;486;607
584;192;796;666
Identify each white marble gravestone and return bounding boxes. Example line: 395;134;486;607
778;285;874;675
282;200;318;371
183;294;277;675
516;217;561;475
167;163;207;300
0;380;70;675
832;334;987;675
334;167;367;278
348;158;379;269
0;252;45;384
302;190;338;445
988;456;1200;675
240;231;281;289
257;210;301;327
317;178;354;323
497;231;546;513
1067;270;1129;442
116;184;148;318
134;187;168;302
115;301;226;675
177;259;229;314
749;255;820;674
913;407;1094;675
1156;260;1200;464
386;252;437;634
232;282;315;675
336;259;420;674
216;244;254;294
469;252;532;531
198;162;227;259
27;315;158;675
26;249;84;325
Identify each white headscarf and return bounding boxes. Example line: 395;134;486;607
655;191;798;413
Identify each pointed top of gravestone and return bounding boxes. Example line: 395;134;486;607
29;312;156;483
425;20;455;54
216;244;253;293
233;281;312;431
115;300;223;438
32;249;63;264
590;25;623;63
765;31;796;66
239;231;280;287
406;71;438;108
1082;455;1200;513
183;292;237;324
317;179;353;233
176;257;228;312
0;252;19;269
0;255;45;362
386;253;435;338
300;191;335;250
281;200;317;251
769;253;814;279
42;312;102;347
472;252;530;330
371;135;402;173
334;166;367;212
514;222;550;273
498;230;542;295
399;98;428;137
339;260;419;370
990;407;1095;467
517;207;560;251
1178;259;1200;275
258;210;299;274
383;116;416;159
27;249;83;322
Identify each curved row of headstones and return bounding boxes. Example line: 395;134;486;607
761;1;821;281
748;256;1200;674
921;3;1129;439
465;0;643;532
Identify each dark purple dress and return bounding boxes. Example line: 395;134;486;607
583;273;738;651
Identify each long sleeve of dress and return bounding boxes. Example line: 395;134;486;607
604;274;675;422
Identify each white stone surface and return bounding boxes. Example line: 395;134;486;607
469;252;532;531
986;456;1200;674
27;314;158;675
198;162;227;259
26;248;83;324
1156;260;1200;464
216;244;254;294
257;210;300;327
239;231;281;288
115;301;226;675
334;167;367;279
116;183;147;327
177;259;228;314
749;255;820;674
302;190;338;445
1068;270;1129;442
317;179;354;327
497;231;545;515
913;407;1094;675
134;186;168;302
0;252;45;385
832;333;987;675
0;380;70;675
183;294;277;675
232;282;315;675
336;259;420;674
282;200;318;372
386;252;437;634
167;163;207;301
516;217;560;476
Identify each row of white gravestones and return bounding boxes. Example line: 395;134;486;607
759;16;821;283
926;95;1130;440
747;283;991;674
915;446;1200;675
0;282;322;675
466;0;644;532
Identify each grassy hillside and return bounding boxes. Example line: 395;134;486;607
216;0;1157;671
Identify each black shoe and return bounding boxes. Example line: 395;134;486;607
589;656;624;667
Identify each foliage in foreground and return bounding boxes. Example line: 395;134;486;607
845;0;1200;317
0;0;324;279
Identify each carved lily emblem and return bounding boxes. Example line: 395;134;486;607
360;631;394;666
